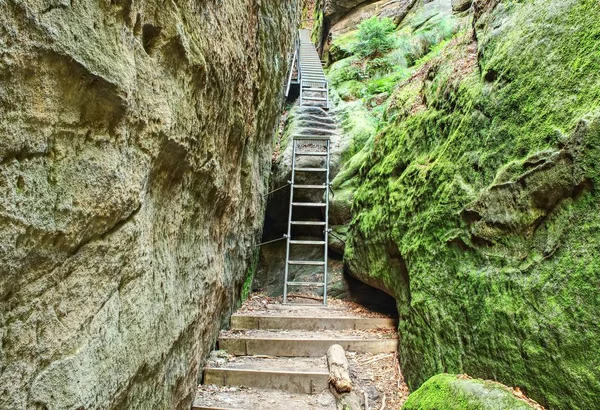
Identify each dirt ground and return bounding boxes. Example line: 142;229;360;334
236;292;395;318
347;351;410;409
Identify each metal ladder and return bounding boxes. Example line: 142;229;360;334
297;29;329;109
283;134;331;305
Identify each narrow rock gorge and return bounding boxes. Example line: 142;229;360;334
2;0;600;408
0;0;299;408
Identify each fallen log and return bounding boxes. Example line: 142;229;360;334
327;344;363;410
327;344;353;393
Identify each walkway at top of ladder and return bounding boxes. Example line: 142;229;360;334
297;29;329;109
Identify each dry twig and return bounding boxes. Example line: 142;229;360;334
379;393;387;410
360;353;393;366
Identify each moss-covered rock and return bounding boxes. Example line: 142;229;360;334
403;374;535;410
328;0;600;408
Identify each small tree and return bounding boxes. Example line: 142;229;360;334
353;16;396;59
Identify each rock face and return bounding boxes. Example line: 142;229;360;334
451;0;472;12
330;0;417;35
319;0;418;65
325;0;370;25
403;374;536;409
0;0;299;409
323;0;600;408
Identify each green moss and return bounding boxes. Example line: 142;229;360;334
329;30;359;63
336;101;377;160
240;249;259;304
334;80;367;101
330;0;600;409
403;374;535;410
310;2;324;45
328;56;364;86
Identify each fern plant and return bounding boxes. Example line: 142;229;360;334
353;16;396;59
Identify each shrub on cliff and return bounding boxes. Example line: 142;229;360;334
353;16;396;59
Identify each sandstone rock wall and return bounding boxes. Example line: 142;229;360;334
0;0;299;408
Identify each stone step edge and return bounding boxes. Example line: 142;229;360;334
230;315;398;331
218;337;398;357
204;367;329;376
203;367;330;394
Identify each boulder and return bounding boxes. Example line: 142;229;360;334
403;374;536;410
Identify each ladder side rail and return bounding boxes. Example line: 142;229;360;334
283;141;297;304
285;48;298;97
323;139;331;305
298;32;303;106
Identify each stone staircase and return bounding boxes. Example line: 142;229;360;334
193;304;398;410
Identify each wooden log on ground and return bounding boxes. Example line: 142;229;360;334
327;344;353;393
327;344;363;410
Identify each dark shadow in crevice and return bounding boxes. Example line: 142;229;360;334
342;270;399;318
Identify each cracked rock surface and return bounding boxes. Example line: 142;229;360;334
0;0;299;408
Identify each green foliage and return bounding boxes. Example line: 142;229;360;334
365;57;393;76
353;16;396;58
328;57;364;86
365;70;408;96
393;13;457;67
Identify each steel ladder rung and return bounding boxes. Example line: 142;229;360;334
289;240;326;245
292;202;327;207
295;152;327;157
301;97;328;101
290;221;326;225
293;184;327;188
288;261;326;266
293;135;331;140
286;282;325;287
293;168;327;172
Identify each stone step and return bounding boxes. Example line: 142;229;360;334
218;329;398;357
193;386;336;410
297;119;337;130
297;127;336;136
203;356;329;394
301;96;328;102
297;106;329;117
296;114;335;125
231;314;397;331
